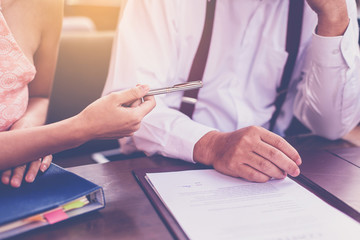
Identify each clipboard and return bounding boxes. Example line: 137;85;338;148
289;174;360;222
133;164;209;240
133;164;360;240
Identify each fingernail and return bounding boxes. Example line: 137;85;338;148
140;85;149;91
2;176;10;184
41;164;47;172
296;157;302;165
26;174;35;182
11;179;20;188
293;168;300;176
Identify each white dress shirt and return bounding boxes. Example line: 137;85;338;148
103;0;360;162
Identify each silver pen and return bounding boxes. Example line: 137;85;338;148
145;80;203;96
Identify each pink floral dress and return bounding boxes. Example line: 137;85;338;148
0;4;36;131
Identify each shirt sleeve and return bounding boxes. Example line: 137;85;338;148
293;0;360;139
103;0;215;162
128;100;217;162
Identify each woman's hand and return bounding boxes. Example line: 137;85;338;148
1;104;52;188
75;84;156;140
1;156;52;188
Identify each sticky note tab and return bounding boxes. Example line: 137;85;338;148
25;214;45;223
63;200;86;211
44;209;68;224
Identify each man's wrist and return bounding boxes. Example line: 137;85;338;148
316;8;349;36
193;131;220;166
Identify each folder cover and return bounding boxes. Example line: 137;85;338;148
0;163;105;239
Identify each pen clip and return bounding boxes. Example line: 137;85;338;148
145;80;203;96
173;80;203;88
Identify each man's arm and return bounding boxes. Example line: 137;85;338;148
294;0;360;139
307;0;350;36
105;0;302;182
103;0;215;162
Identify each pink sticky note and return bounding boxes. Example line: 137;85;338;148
44;209;68;224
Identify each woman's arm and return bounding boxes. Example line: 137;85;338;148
29;0;63;100
1;99;54;187
1;0;64;187
0;86;155;171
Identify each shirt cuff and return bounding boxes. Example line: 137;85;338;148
167;122;217;163
311;20;358;69
311;33;344;68
339;20;360;69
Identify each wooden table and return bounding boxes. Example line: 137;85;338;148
9;135;359;240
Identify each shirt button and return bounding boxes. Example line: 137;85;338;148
332;49;340;55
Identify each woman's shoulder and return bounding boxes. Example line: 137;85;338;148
34;0;64;16
32;0;63;33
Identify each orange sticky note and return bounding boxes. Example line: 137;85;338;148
25;214;45;223
43;209;68;224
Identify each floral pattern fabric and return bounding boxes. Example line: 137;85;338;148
0;7;36;131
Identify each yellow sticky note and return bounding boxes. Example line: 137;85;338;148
63;200;87;211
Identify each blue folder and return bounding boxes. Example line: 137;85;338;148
0;163;105;239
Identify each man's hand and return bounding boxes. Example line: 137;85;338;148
342;125;360;146
1;113;52;188
194;126;301;182
306;0;349;36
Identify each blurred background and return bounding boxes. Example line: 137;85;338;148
48;0;128;166
63;0;126;31
48;0;128;125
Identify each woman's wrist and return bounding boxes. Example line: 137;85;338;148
61;115;92;148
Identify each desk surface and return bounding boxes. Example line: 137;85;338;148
9;135;358;240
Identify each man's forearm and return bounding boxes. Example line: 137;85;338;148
193;131;220;166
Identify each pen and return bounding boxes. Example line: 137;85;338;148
145;80;203;96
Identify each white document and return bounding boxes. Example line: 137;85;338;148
147;169;360;240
